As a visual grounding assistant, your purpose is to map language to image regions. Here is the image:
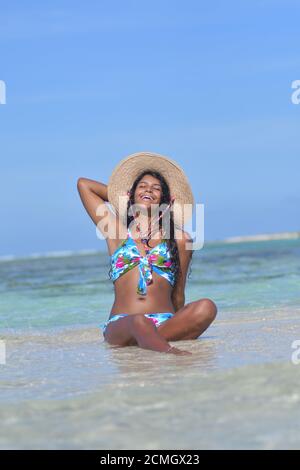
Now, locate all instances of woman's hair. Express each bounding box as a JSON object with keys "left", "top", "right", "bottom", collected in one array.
[{"left": 126, "top": 169, "right": 193, "bottom": 288}]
